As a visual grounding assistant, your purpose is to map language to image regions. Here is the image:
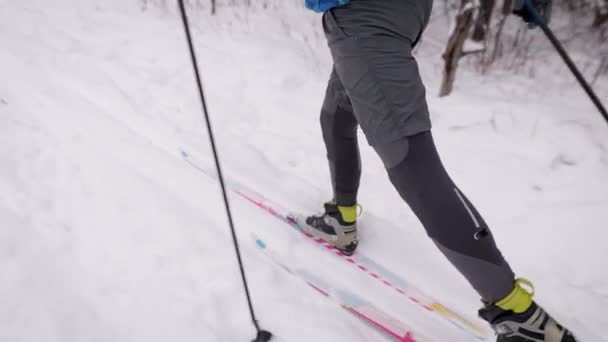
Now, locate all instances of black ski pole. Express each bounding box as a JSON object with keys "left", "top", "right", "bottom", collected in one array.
[
  {"left": 524, "top": 0, "right": 608, "bottom": 125},
  {"left": 176, "top": 1, "right": 272, "bottom": 341}
]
